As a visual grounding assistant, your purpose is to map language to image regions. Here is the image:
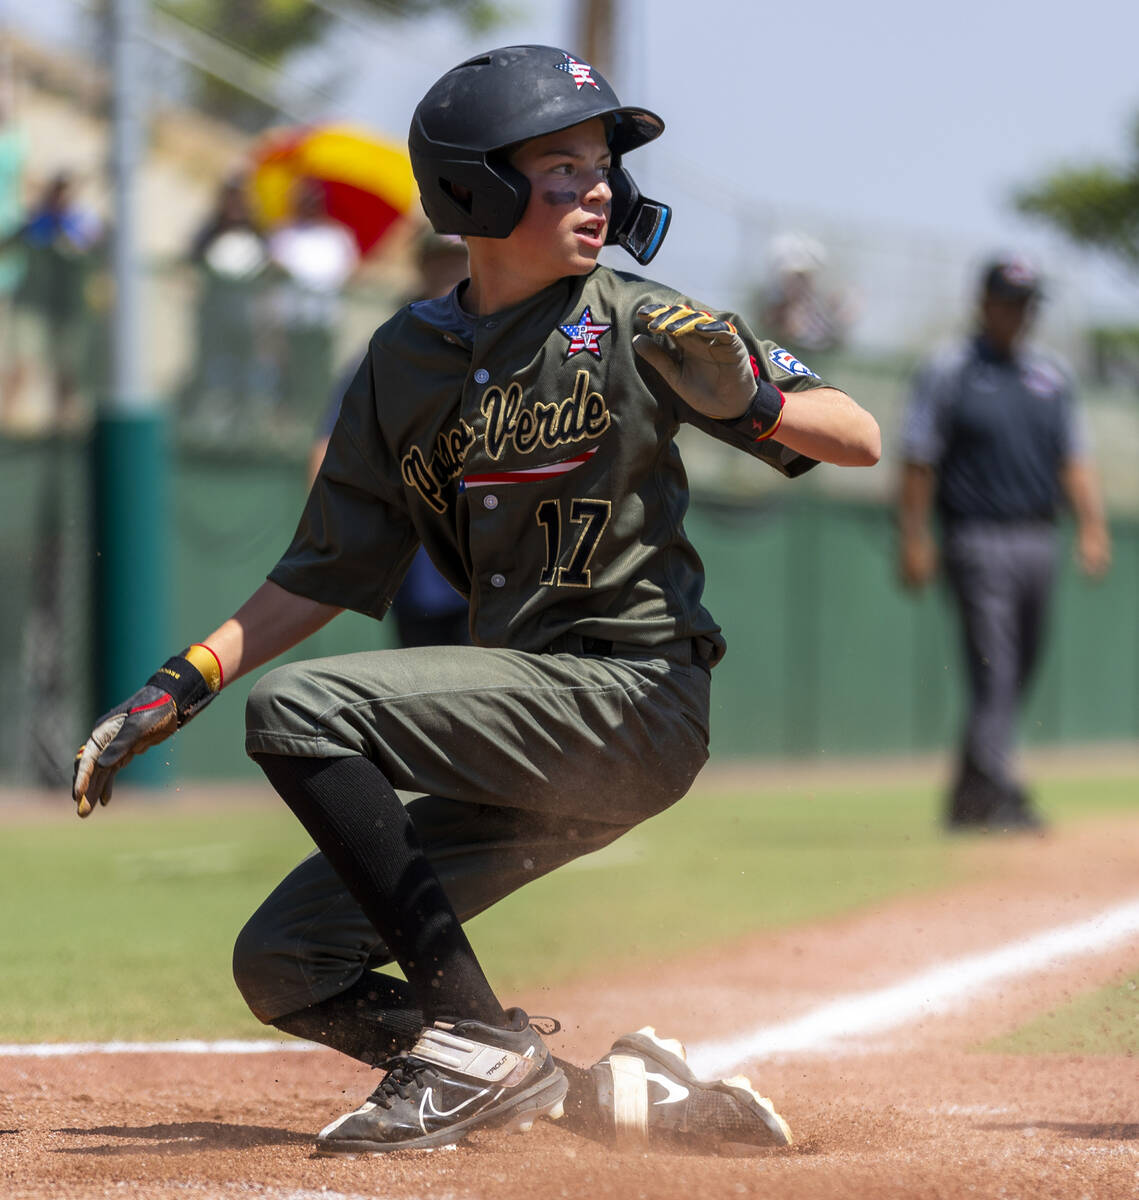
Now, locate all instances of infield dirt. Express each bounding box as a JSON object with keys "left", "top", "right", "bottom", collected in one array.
[{"left": 2, "top": 787, "right": 1137, "bottom": 1199}]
